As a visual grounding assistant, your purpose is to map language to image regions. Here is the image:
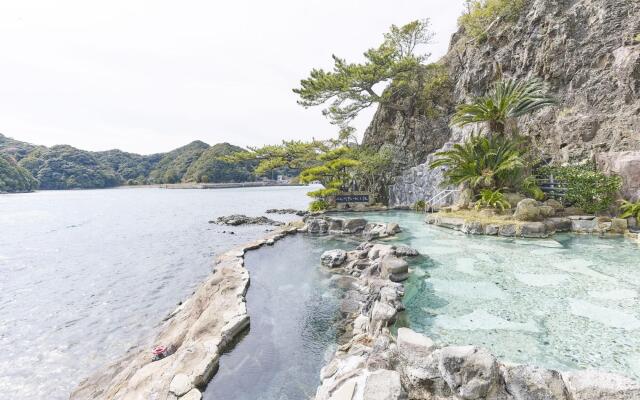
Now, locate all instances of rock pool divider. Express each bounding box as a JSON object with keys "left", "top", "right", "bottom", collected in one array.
[
  {"left": 313, "top": 242, "right": 640, "bottom": 400},
  {"left": 70, "top": 216, "right": 397, "bottom": 400},
  {"left": 425, "top": 213, "right": 629, "bottom": 238}
]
